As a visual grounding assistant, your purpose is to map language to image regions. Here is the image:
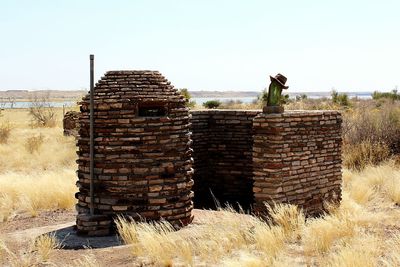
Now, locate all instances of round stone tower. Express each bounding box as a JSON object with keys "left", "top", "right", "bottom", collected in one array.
[{"left": 75, "top": 71, "right": 194, "bottom": 236}]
